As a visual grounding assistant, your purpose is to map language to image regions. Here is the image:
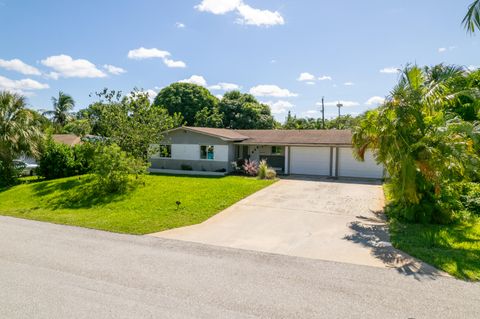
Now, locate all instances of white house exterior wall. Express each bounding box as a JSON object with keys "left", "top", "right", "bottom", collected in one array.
[{"left": 171, "top": 144, "right": 229, "bottom": 161}]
